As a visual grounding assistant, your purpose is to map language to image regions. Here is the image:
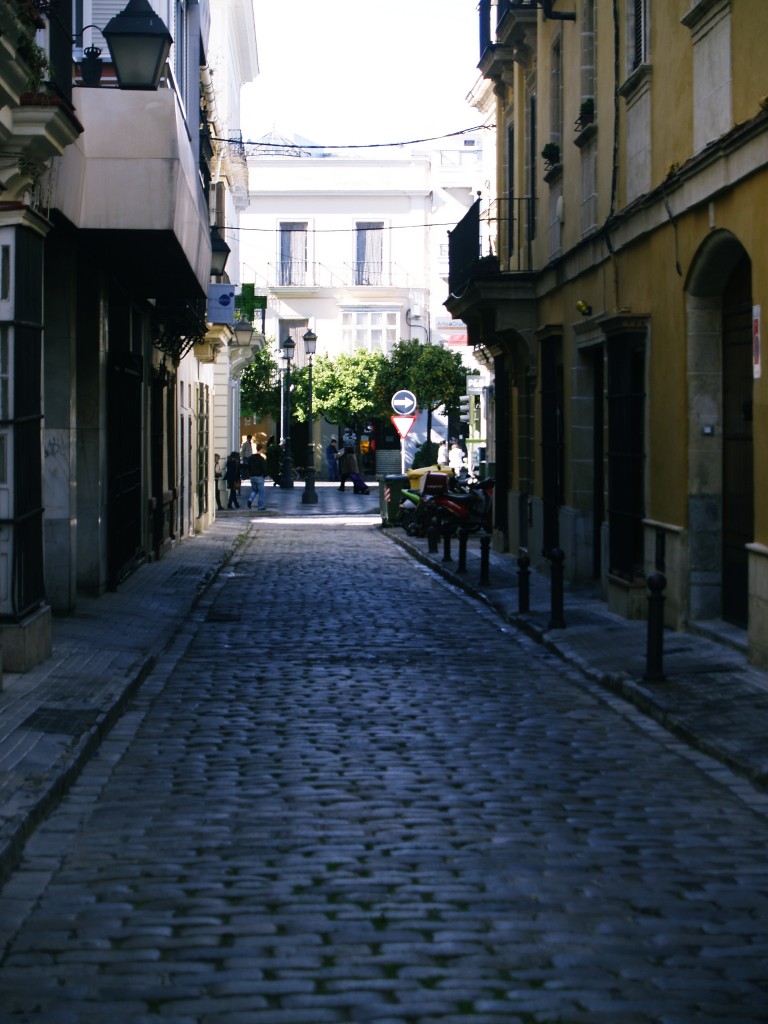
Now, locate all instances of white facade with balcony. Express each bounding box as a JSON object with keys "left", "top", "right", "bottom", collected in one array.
[{"left": 239, "top": 137, "right": 483, "bottom": 467}]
